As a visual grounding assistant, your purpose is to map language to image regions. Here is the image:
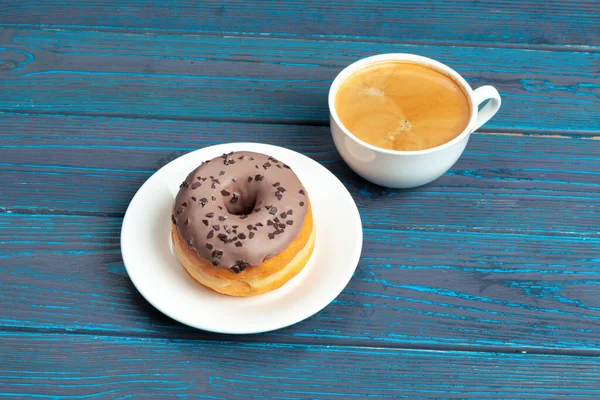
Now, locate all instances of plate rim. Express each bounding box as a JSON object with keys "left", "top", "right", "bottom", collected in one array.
[{"left": 121, "top": 142, "right": 363, "bottom": 334}]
